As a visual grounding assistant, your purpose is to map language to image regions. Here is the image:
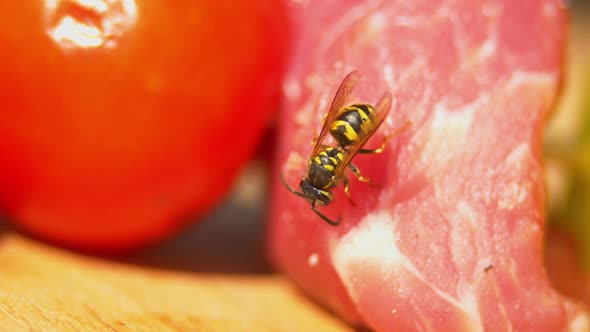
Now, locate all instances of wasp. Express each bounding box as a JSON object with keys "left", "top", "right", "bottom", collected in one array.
[{"left": 281, "top": 70, "right": 409, "bottom": 226}]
